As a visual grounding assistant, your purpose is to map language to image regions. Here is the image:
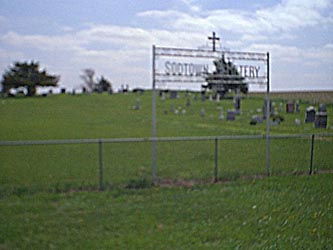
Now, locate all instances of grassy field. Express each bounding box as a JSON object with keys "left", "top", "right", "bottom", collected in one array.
[
  {"left": 0, "top": 91, "right": 333, "bottom": 249},
  {"left": 0, "top": 92, "right": 332, "bottom": 194},
  {"left": 0, "top": 91, "right": 332, "bottom": 141},
  {"left": 1, "top": 174, "right": 332, "bottom": 249}
]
